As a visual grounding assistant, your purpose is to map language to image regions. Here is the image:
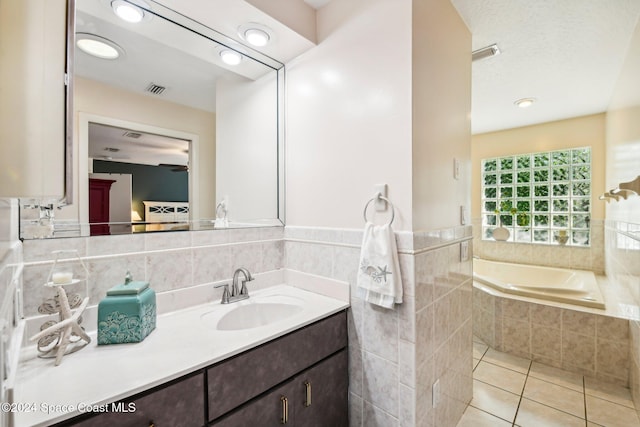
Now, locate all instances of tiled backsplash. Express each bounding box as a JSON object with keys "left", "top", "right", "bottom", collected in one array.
[
  {"left": 18, "top": 223, "right": 474, "bottom": 427},
  {"left": 473, "top": 218, "right": 605, "bottom": 274},
  {"left": 285, "top": 225, "right": 473, "bottom": 427},
  {"left": 21, "top": 227, "right": 284, "bottom": 318}
]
